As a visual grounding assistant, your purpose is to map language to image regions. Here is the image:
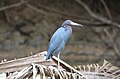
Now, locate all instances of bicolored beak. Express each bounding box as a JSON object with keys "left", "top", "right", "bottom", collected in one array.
[{"left": 70, "top": 21, "right": 83, "bottom": 27}]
